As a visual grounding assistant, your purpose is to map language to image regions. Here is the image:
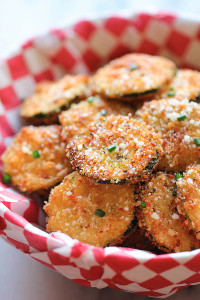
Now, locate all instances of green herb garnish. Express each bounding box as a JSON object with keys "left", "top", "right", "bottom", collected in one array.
[
  {"left": 130, "top": 64, "right": 138, "bottom": 71},
  {"left": 167, "top": 91, "right": 176, "bottom": 97},
  {"left": 176, "top": 172, "right": 182, "bottom": 180},
  {"left": 94, "top": 209, "right": 105, "bottom": 217},
  {"left": 100, "top": 109, "right": 106, "bottom": 116},
  {"left": 32, "top": 150, "right": 40, "bottom": 159},
  {"left": 194, "top": 137, "right": 200, "bottom": 147},
  {"left": 87, "top": 96, "right": 95, "bottom": 104},
  {"left": 107, "top": 145, "right": 116, "bottom": 152},
  {"left": 141, "top": 202, "right": 146, "bottom": 208},
  {"left": 177, "top": 115, "right": 187, "bottom": 121},
  {"left": 174, "top": 68, "right": 177, "bottom": 76},
  {"left": 1, "top": 173, "right": 11, "bottom": 184}
]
